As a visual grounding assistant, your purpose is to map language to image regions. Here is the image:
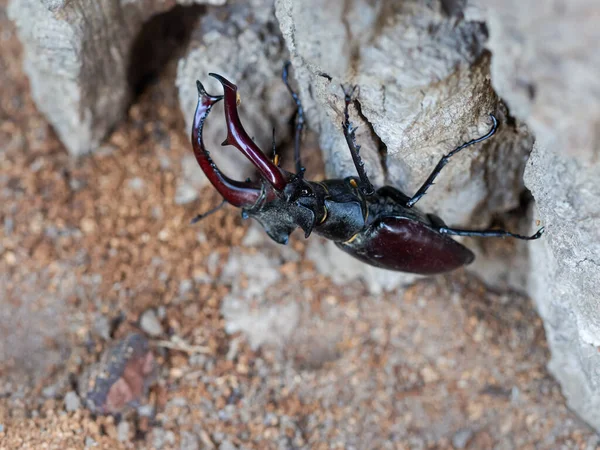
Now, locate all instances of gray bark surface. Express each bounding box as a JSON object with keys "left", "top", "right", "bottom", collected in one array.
[
  {"left": 8, "top": 0, "right": 221, "bottom": 155},
  {"left": 472, "top": 0, "right": 600, "bottom": 429}
]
